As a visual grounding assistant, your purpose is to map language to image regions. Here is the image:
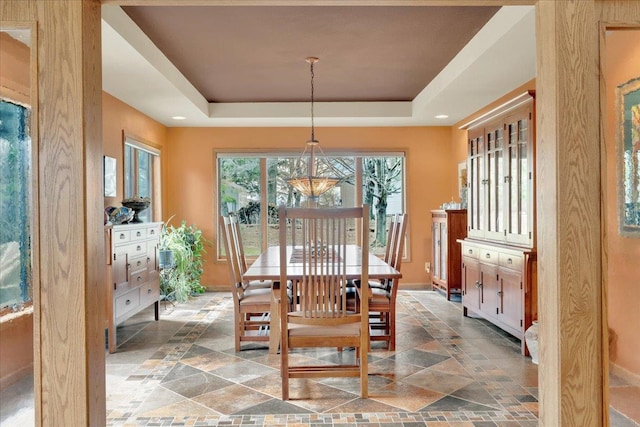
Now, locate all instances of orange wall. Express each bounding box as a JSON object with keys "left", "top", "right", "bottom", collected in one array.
[
  {"left": 604, "top": 29, "right": 640, "bottom": 377},
  {"left": 166, "top": 126, "right": 454, "bottom": 289},
  {"left": 102, "top": 92, "right": 168, "bottom": 213}
]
